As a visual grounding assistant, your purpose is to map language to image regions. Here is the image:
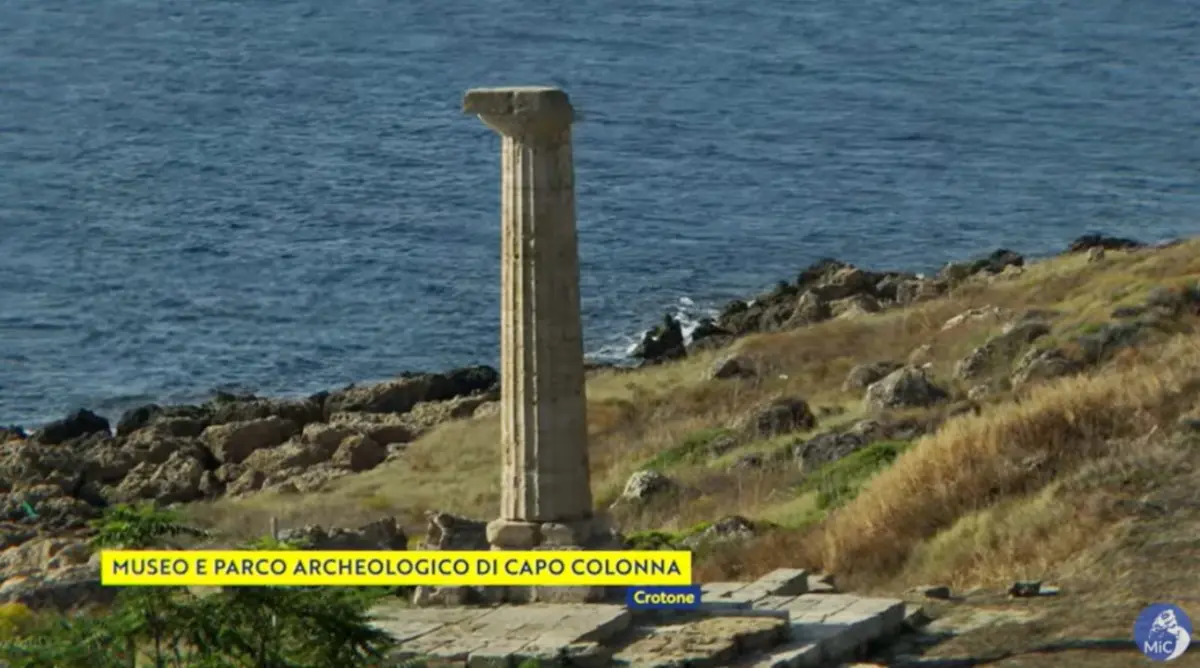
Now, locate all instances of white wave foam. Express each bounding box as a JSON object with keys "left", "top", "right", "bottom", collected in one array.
[{"left": 588, "top": 296, "right": 721, "bottom": 362}]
